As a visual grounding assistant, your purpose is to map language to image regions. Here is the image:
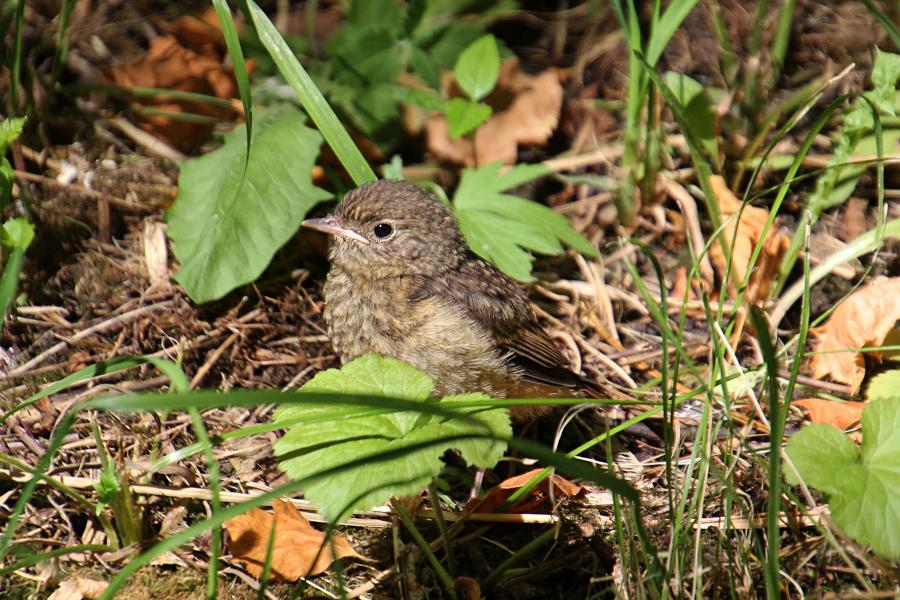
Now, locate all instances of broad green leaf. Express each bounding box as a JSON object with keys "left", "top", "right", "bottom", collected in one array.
[
  {"left": 446, "top": 98, "right": 491, "bottom": 138},
  {"left": 786, "top": 398, "right": 900, "bottom": 559},
  {"left": 326, "top": 27, "right": 403, "bottom": 87},
  {"left": 273, "top": 354, "right": 510, "bottom": 522},
  {"left": 867, "top": 370, "right": 900, "bottom": 402},
  {"left": 453, "top": 34, "right": 500, "bottom": 101},
  {"left": 167, "top": 104, "right": 330, "bottom": 303},
  {"left": 663, "top": 72, "right": 718, "bottom": 164},
  {"left": 453, "top": 163, "right": 597, "bottom": 282}
]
